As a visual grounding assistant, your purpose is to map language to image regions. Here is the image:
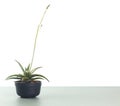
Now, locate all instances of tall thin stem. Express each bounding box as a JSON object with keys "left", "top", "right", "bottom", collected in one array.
[{"left": 30, "top": 4, "right": 50, "bottom": 69}]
